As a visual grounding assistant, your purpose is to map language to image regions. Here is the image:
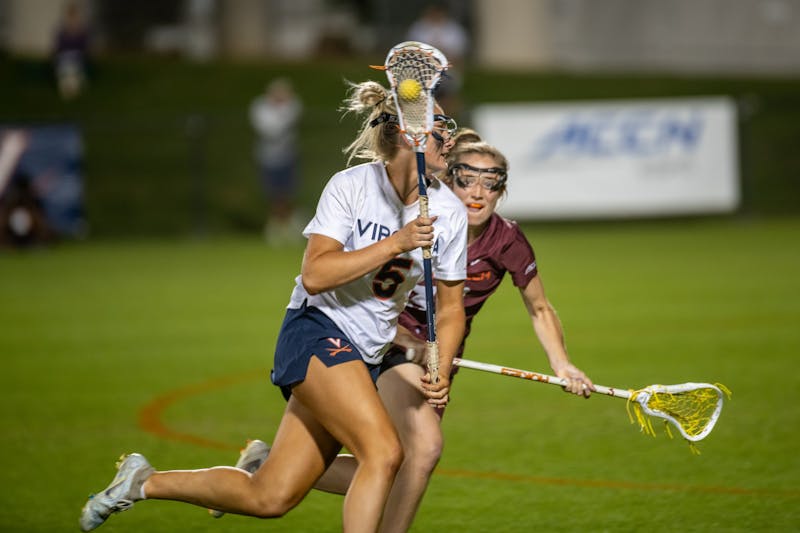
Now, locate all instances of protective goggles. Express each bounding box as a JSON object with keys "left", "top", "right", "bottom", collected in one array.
[
  {"left": 450, "top": 163, "right": 508, "bottom": 191},
  {"left": 369, "top": 113, "right": 458, "bottom": 142}
]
